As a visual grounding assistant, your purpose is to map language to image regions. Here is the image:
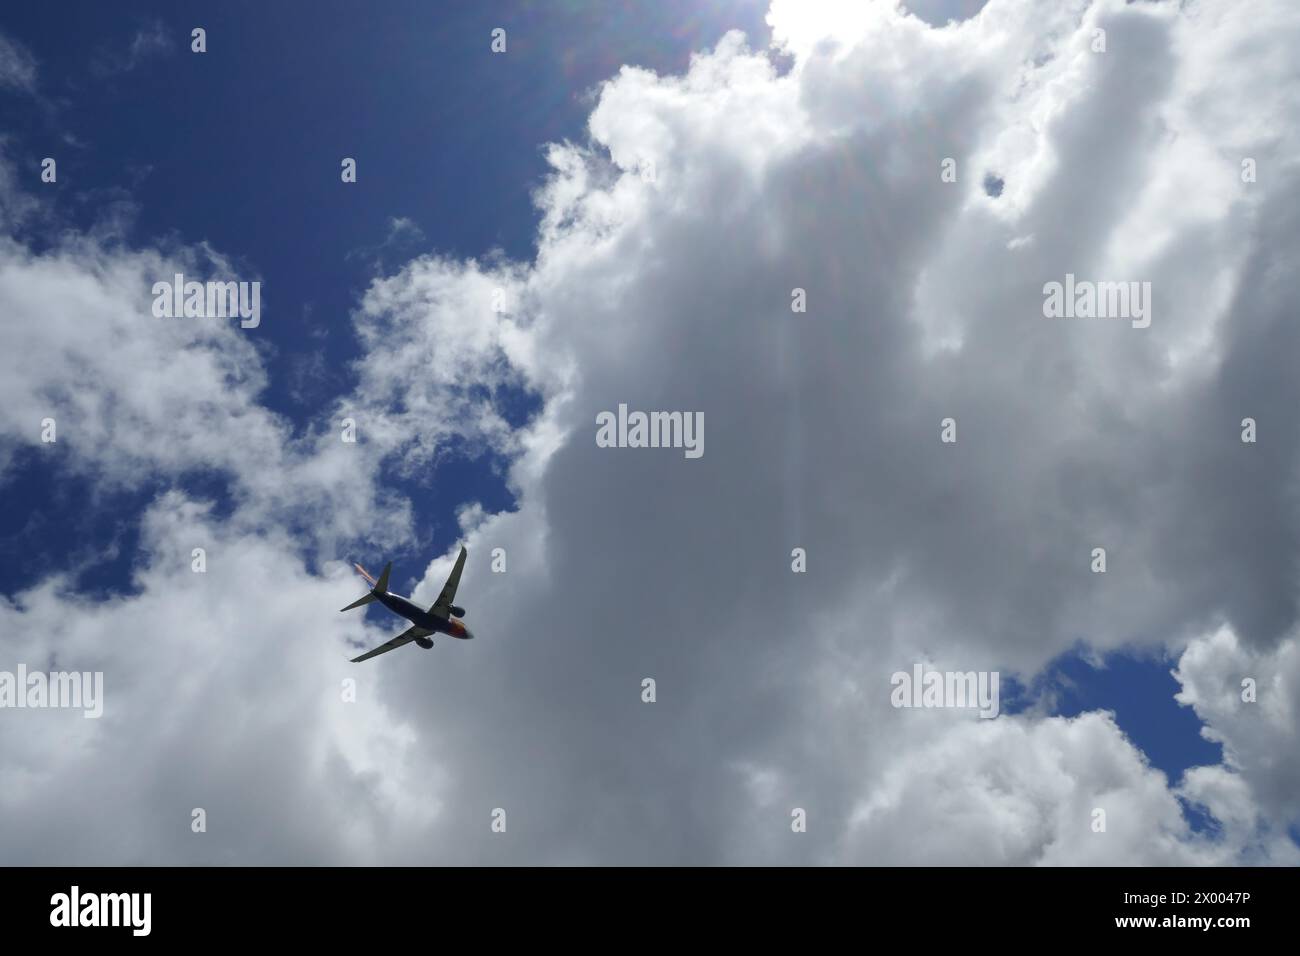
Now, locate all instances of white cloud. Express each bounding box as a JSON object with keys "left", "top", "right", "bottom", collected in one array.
[
  {"left": 838, "top": 704, "right": 1300, "bottom": 865},
  {"left": 0, "top": 493, "right": 446, "bottom": 863},
  {"left": 1175, "top": 626, "right": 1300, "bottom": 829}
]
